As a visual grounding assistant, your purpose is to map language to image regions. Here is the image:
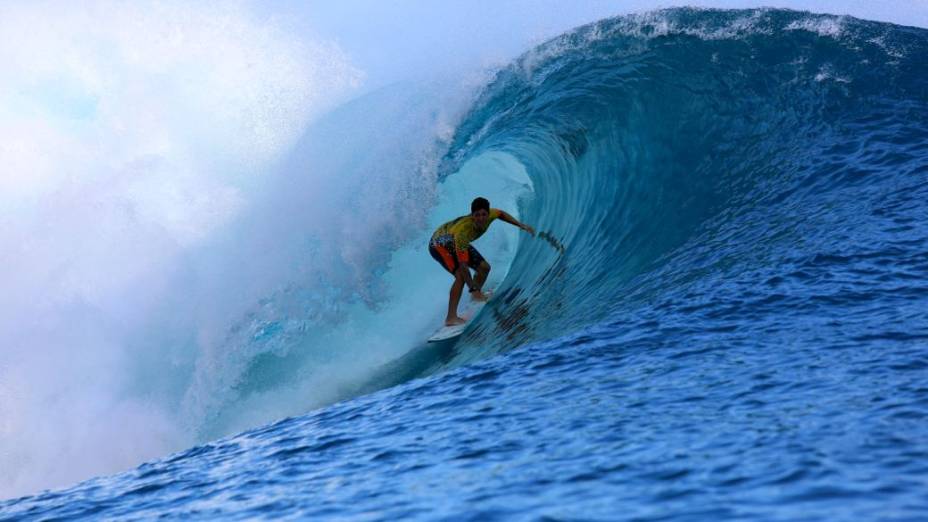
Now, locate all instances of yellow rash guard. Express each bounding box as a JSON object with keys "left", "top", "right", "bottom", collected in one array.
[{"left": 430, "top": 208, "right": 502, "bottom": 264}]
